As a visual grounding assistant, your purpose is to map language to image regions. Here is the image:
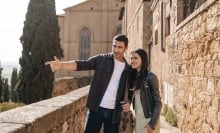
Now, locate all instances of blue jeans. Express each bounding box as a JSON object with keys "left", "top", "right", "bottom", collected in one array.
[{"left": 84, "top": 107, "right": 119, "bottom": 133}]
